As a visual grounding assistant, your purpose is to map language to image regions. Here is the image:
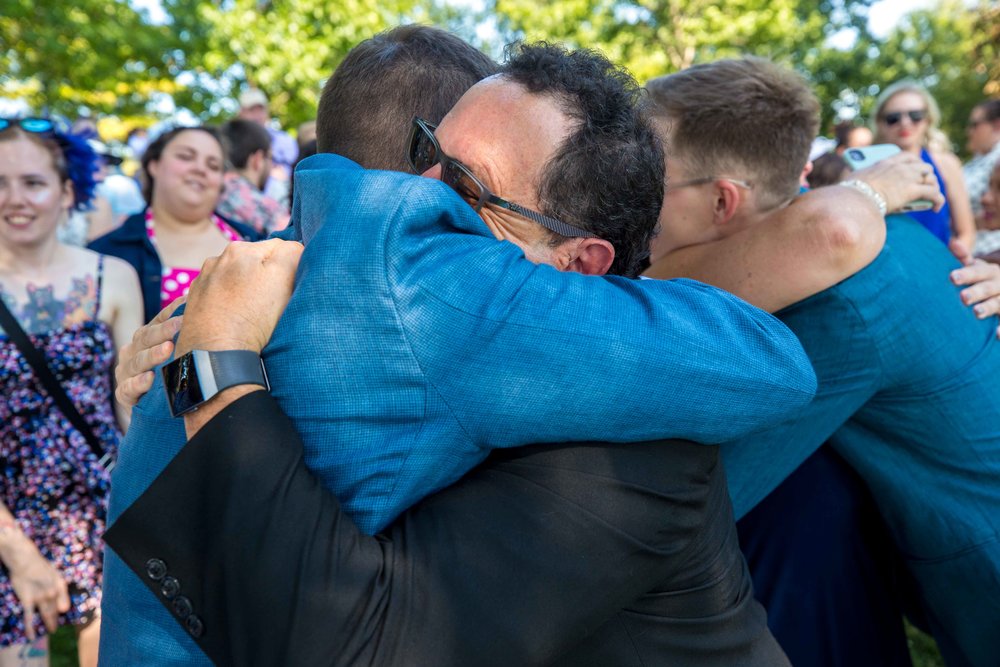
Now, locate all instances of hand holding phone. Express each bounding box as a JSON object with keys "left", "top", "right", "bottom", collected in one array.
[{"left": 842, "top": 145, "right": 935, "bottom": 212}]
